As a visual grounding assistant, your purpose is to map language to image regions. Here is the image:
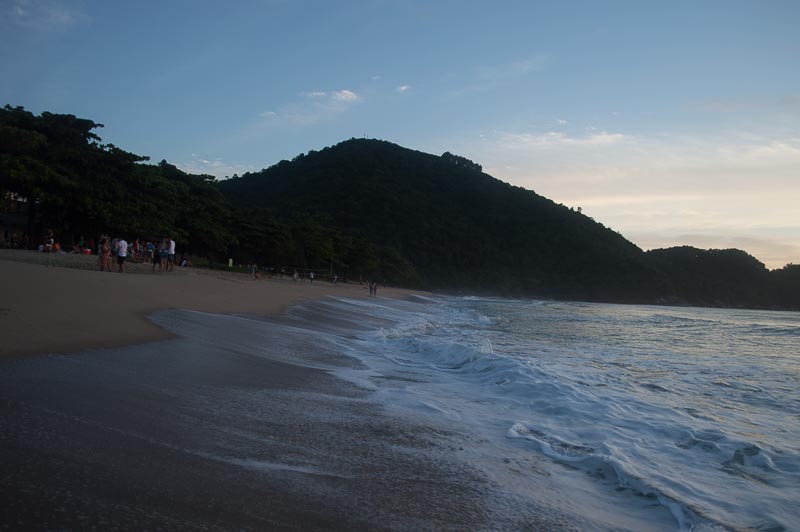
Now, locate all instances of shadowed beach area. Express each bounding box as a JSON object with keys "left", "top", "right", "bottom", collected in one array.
[
  {"left": 0, "top": 251, "right": 572, "bottom": 530},
  {"left": 0, "top": 250, "right": 413, "bottom": 358}
]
